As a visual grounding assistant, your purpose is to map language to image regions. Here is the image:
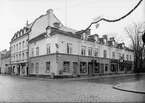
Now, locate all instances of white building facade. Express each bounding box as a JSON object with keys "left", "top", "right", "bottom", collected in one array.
[{"left": 28, "top": 9, "right": 134, "bottom": 77}]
